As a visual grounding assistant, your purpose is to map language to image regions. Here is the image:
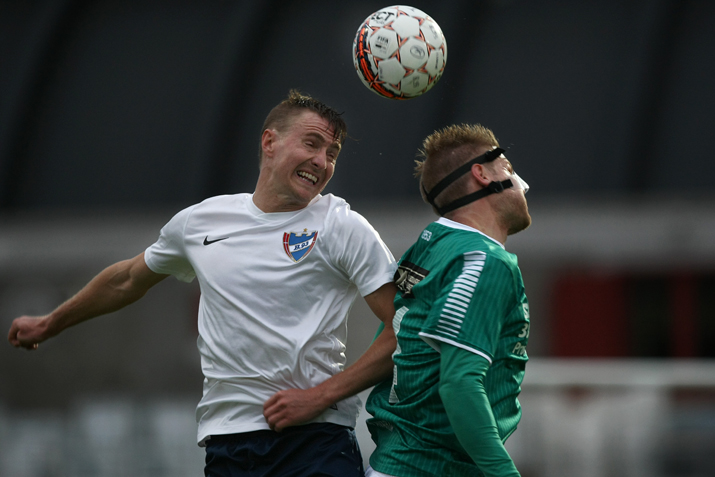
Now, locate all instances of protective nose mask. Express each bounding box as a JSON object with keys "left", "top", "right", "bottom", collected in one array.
[{"left": 511, "top": 173, "right": 529, "bottom": 193}]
